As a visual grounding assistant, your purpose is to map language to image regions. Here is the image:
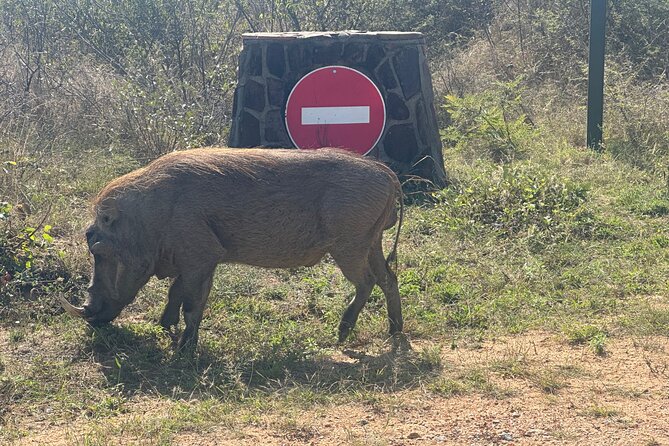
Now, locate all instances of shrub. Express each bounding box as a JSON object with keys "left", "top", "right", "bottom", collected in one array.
[
  {"left": 439, "top": 165, "right": 588, "bottom": 238},
  {"left": 442, "top": 79, "right": 537, "bottom": 163},
  {"left": 0, "top": 159, "right": 69, "bottom": 306}
]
